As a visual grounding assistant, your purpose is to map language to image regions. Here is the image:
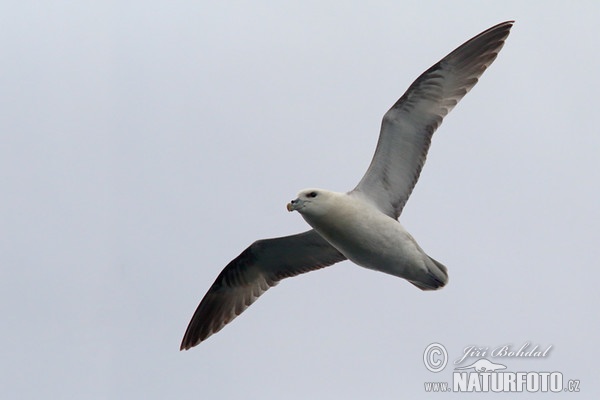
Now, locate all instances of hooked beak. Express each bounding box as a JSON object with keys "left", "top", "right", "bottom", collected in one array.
[{"left": 286, "top": 198, "right": 304, "bottom": 212}]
